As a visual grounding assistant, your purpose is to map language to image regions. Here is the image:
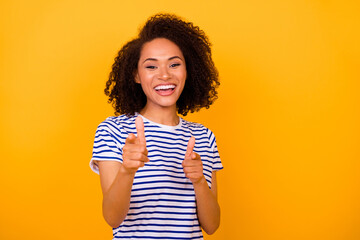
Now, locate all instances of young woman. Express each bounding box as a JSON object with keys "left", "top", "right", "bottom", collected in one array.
[{"left": 90, "top": 14, "right": 223, "bottom": 239}]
